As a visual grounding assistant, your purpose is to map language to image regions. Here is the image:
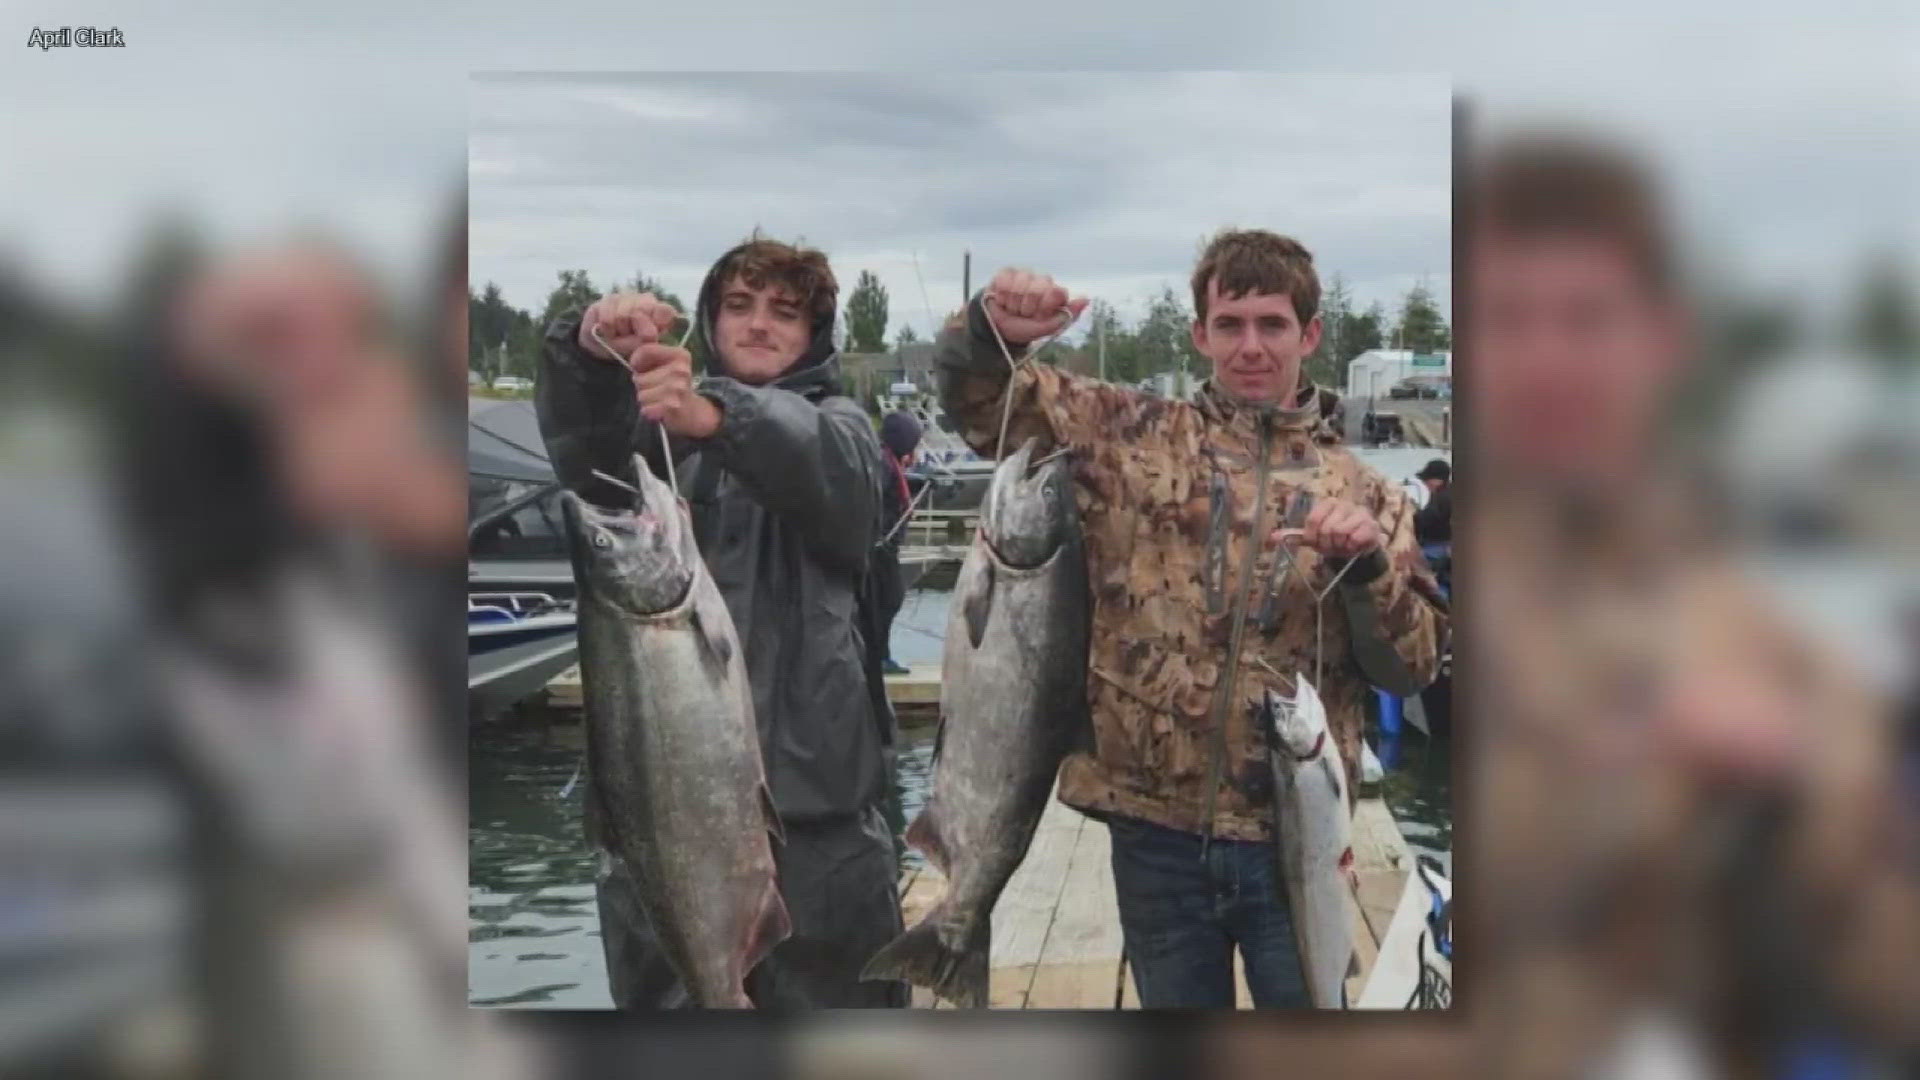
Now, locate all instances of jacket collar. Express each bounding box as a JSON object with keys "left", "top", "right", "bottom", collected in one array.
[{"left": 1194, "top": 374, "right": 1327, "bottom": 437}]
